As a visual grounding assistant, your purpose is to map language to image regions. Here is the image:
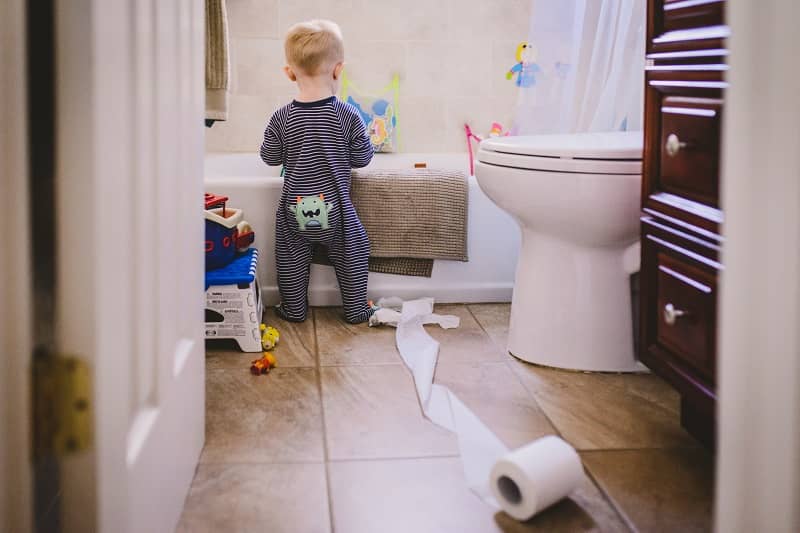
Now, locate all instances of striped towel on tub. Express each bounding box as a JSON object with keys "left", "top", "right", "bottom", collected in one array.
[{"left": 312, "top": 169, "right": 469, "bottom": 277}]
